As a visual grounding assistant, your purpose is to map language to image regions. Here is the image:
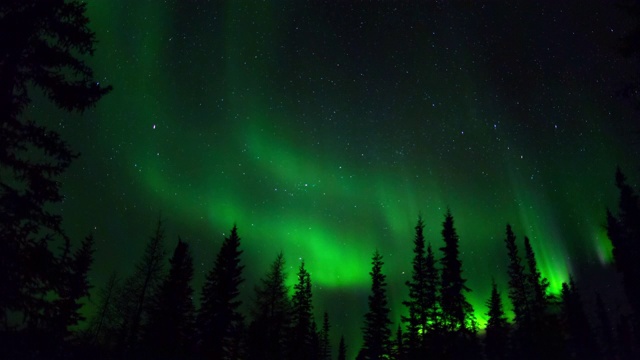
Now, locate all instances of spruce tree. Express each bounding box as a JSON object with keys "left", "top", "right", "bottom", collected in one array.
[
  {"left": 88, "top": 272, "right": 120, "bottom": 349},
  {"left": 523, "top": 237, "right": 550, "bottom": 316},
  {"left": 439, "top": 210, "right": 473, "bottom": 332},
  {"left": 319, "top": 312, "right": 331, "bottom": 360},
  {"left": 484, "top": 280, "right": 509, "bottom": 360},
  {"left": 560, "top": 278, "right": 600, "bottom": 360},
  {"left": 198, "top": 225, "right": 245, "bottom": 360},
  {"left": 144, "top": 238, "right": 195, "bottom": 359},
  {"left": 606, "top": 167, "right": 640, "bottom": 318},
  {"left": 116, "top": 219, "right": 167, "bottom": 352},
  {"left": 248, "top": 252, "right": 291, "bottom": 360},
  {"left": 504, "top": 225, "right": 528, "bottom": 323},
  {"left": 337, "top": 335, "right": 347, "bottom": 360},
  {"left": 394, "top": 325, "right": 405, "bottom": 360},
  {"left": 402, "top": 217, "right": 439, "bottom": 358},
  {"left": 361, "top": 249, "right": 392, "bottom": 360},
  {"left": 289, "top": 260, "right": 315, "bottom": 360},
  {"left": 0, "top": 0, "right": 110, "bottom": 332},
  {"left": 594, "top": 292, "right": 614, "bottom": 360}
]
